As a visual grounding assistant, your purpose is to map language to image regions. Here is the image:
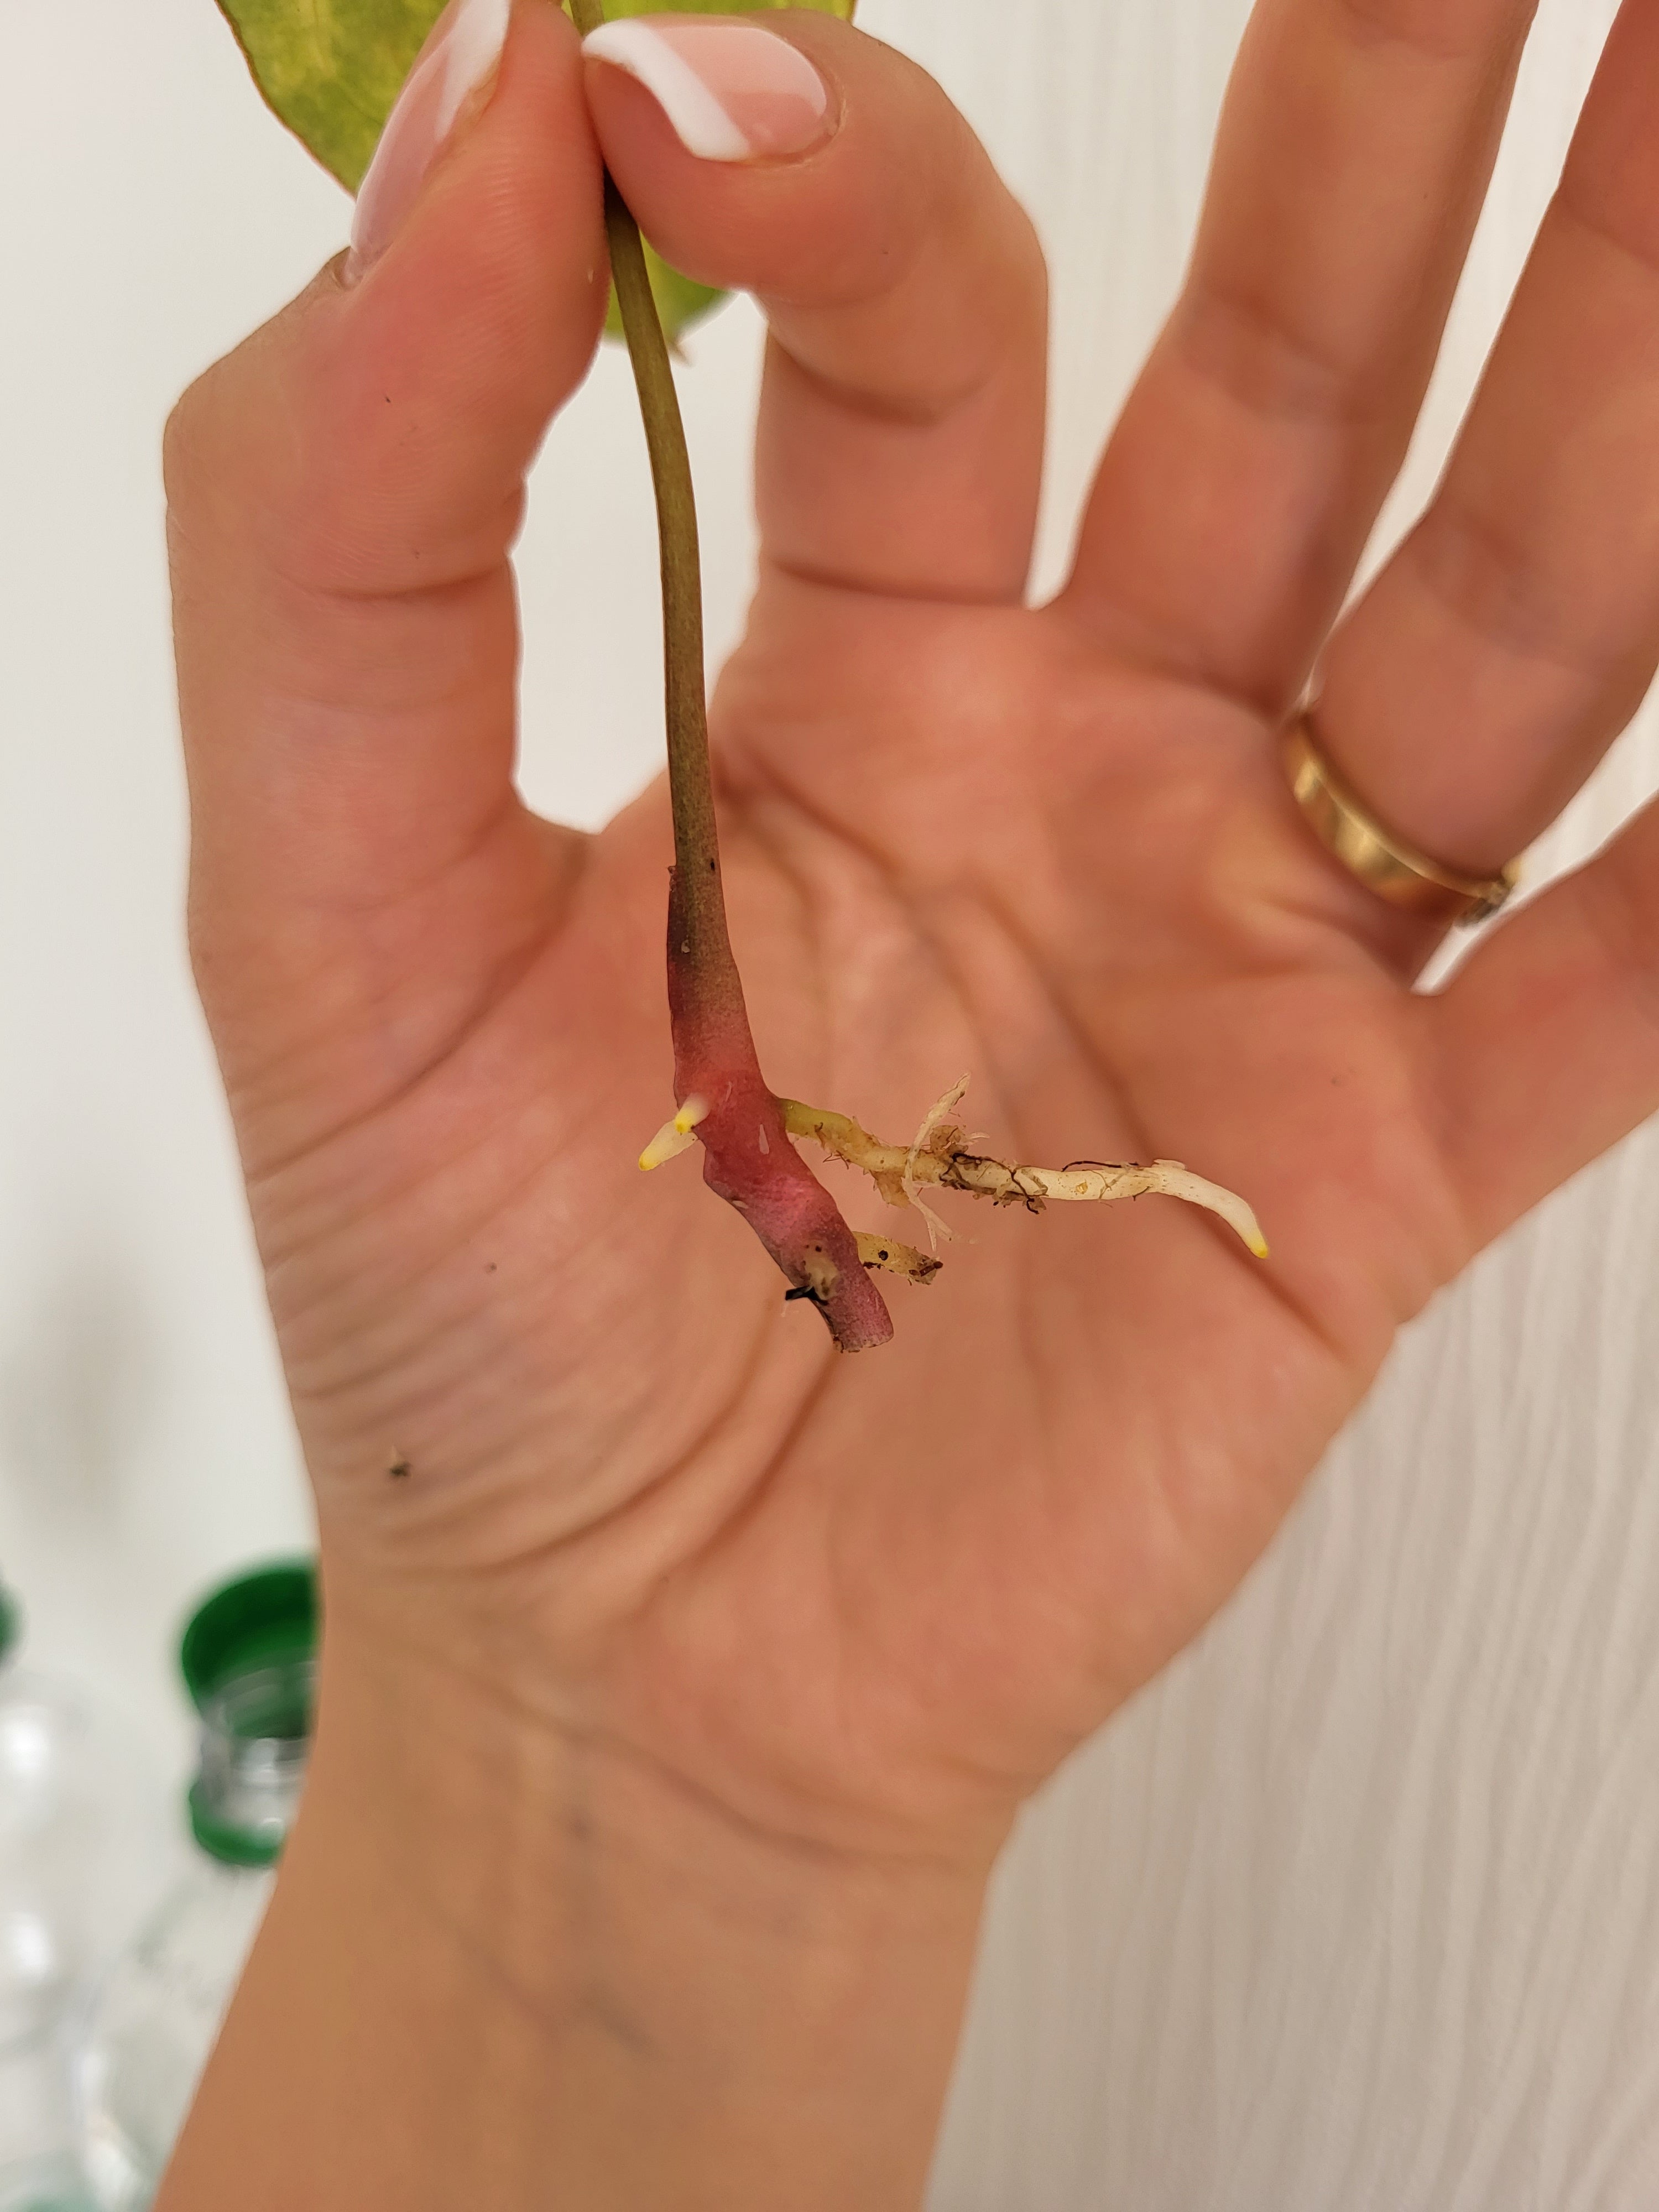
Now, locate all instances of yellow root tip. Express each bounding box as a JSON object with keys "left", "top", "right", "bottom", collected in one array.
[{"left": 640, "top": 1095, "right": 712, "bottom": 1171}]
